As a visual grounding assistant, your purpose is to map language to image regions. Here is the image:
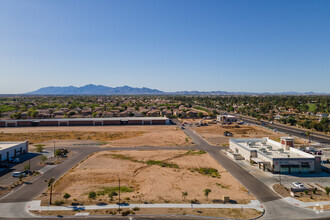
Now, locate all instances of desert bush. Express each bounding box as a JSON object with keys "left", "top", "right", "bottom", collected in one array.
[
  {"left": 146, "top": 160, "right": 179, "bottom": 169},
  {"left": 54, "top": 200, "right": 64, "bottom": 206},
  {"left": 40, "top": 155, "right": 47, "bottom": 163},
  {"left": 88, "top": 191, "right": 97, "bottom": 200},
  {"left": 63, "top": 193, "right": 71, "bottom": 200},
  {"left": 122, "top": 210, "right": 131, "bottom": 216},
  {"left": 132, "top": 207, "right": 140, "bottom": 211},
  {"left": 193, "top": 167, "right": 220, "bottom": 178},
  {"left": 325, "top": 187, "right": 330, "bottom": 195},
  {"left": 35, "top": 144, "right": 44, "bottom": 152}
]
